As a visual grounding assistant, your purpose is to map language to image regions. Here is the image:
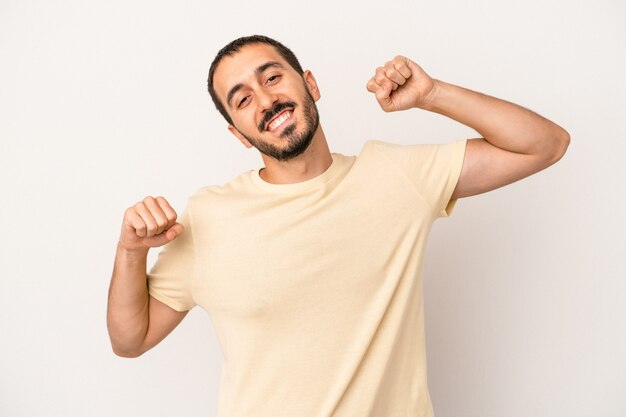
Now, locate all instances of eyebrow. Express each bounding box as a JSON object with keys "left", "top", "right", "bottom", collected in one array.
[{"left": 226, "top": 61, "right": 284, "bottom": 108}]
